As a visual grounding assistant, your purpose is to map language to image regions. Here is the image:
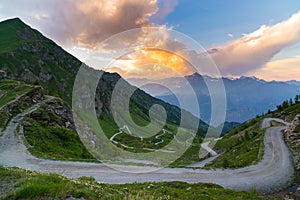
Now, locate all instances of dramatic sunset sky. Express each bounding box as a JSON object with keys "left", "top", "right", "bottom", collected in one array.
[{"left": 0, "top": 0, "right": 300, "bottom": 81}]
